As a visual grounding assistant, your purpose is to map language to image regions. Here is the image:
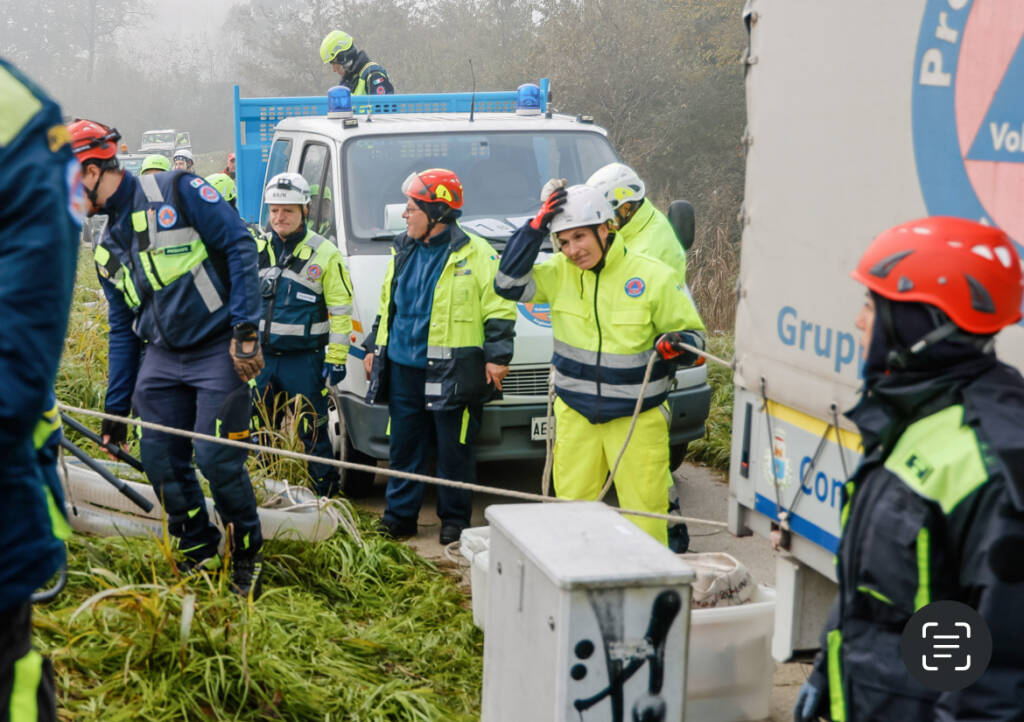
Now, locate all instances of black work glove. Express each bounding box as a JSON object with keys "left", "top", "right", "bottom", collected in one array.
[
  {"left": 530, "top": 188, "right": 568, "bottom": 232},
  {"left": 230, "top": 323, "right": 265, "bottom": 382},
  {"left": 656, "top": 331, "right": 706, "bottom": 366},
  {"left": 101, "top": 417, "right": 128, "bottom": 448}
]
